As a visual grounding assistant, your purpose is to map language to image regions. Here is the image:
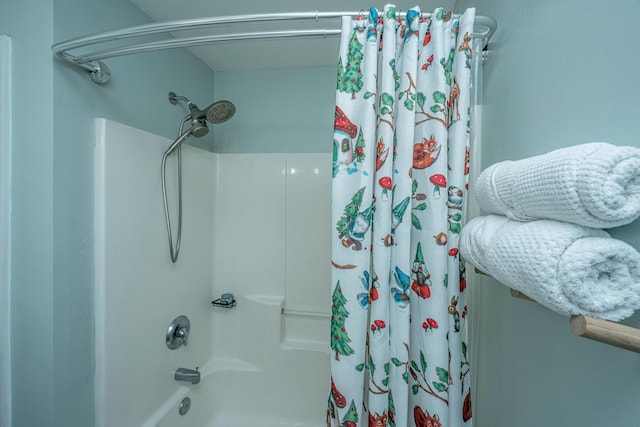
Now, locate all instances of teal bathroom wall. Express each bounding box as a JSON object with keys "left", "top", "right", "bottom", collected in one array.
[
  {"left": 0, "top": 2, "right": 55, "bottom": 426},
  {"left": 213, "top": 67, "right": 336, "bottom": 153},
  {"left": 2, "top": 0, "right": 216, "bottom": 425},
  {"left": 454, "top": 0, "right": 640, "bottom": 425}
]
